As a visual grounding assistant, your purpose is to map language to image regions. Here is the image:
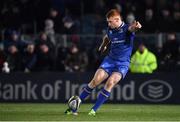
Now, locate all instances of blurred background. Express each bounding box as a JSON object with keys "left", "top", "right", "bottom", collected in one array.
[
  {"left": 0, "top": 0, "right": 180, "bottom": 104},
  {"left": 0, "top": 0, "right": 180, "bottom": 73}
]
